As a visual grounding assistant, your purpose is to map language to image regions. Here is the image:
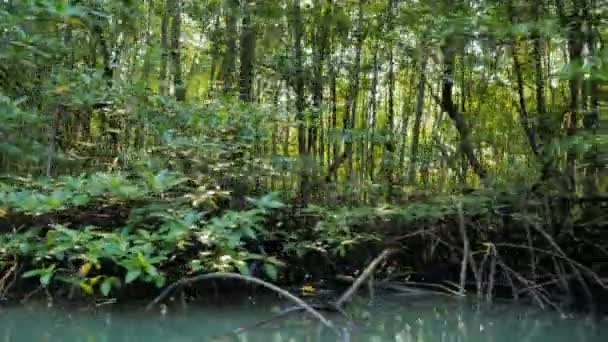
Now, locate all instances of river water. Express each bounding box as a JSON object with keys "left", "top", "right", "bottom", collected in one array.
[{"left": 1, "top": 294, "right": 607, "bottom": 341}]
